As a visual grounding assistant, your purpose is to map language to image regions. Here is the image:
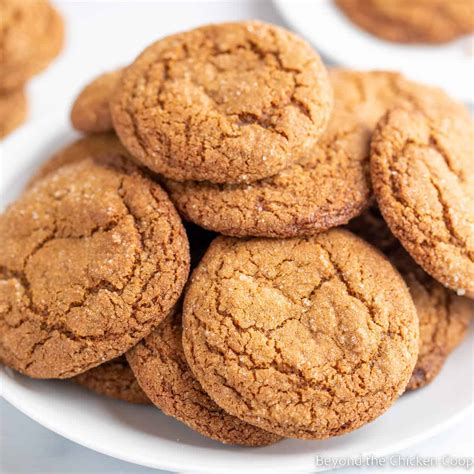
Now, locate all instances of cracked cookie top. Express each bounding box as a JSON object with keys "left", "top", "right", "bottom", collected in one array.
[
  {"left": 71, "top": 69, "right": 122, "bottom": 134},
  {"left": 0, "top": 0, "right": 64, "bottom": 92},
  {"left": 371, "top": 107, "right": 474, "bottom": 298},
  {"left": 127, "top": 312, "right": 281, "bottom": 446},
  {"left": 110, "top": 21, "right": 332, "bottom": 184},
  {"left": 182, "top": 230, "right": 418, "bottom": 439},
  {"left": 348, "top": 207, "right": 472, "bottom": 391},
  {"left": 0, "top": 155, "right": 190, "bottom": 378},
  {"left": 74, "top": 355, "right": 150, "bottom": 404}
]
